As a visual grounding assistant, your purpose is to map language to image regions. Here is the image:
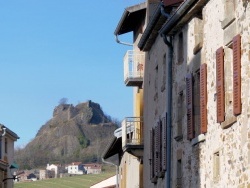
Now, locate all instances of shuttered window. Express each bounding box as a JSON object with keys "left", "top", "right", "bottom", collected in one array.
[
  {"left": 216, "top": 47, "right": 225, "bottom": 123},
  {"left": 200, "top": 63, "right": 207, "bottom": 133},
  {"left": 162, "top": 115, "right": 167, "bottom": 172},
  {"left": 154, "top": 123, "right": 159, "bottom": 177},
  {"left": 232, "top": 34, "right": 241, "bottom": 115},
  {"left": 158, "top": 121, "right": 163, "bottom": 176},
  {"left": 186, "top": 73, "right": 194, "bottom": 140},
  {"left": 149, "top": 129, "right": 154, "bottom": 181}
]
